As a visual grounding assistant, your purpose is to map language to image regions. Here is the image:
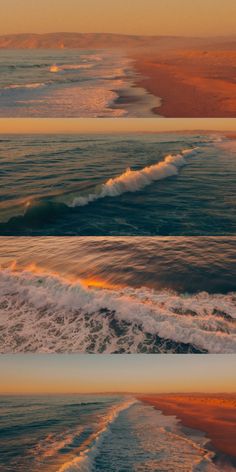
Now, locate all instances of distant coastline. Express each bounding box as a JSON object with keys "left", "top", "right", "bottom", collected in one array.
[{"left": 0, "top": 32, "right": 235, "bottom": 49}]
